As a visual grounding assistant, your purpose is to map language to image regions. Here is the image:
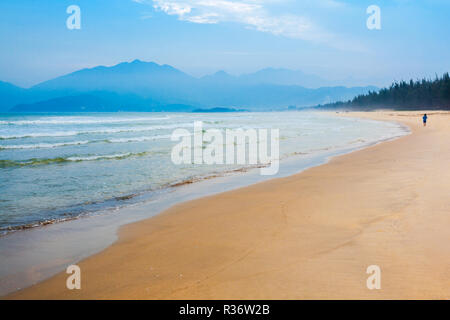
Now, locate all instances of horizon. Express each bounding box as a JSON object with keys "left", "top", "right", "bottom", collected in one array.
[{"left": 1, "top": 1, "right": 449, "bottom": 88}]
